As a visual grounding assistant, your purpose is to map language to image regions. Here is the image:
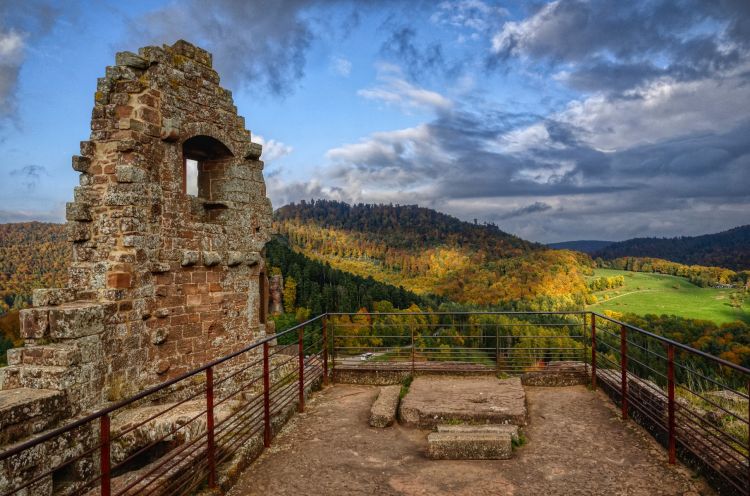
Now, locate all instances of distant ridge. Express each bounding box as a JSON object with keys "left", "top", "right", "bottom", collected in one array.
[
  {"left": 593, "top": 225, "right": 750, "bottom": 271},
  {"left": 547, "top": 240, "right": 613, "bottom": 254}
]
